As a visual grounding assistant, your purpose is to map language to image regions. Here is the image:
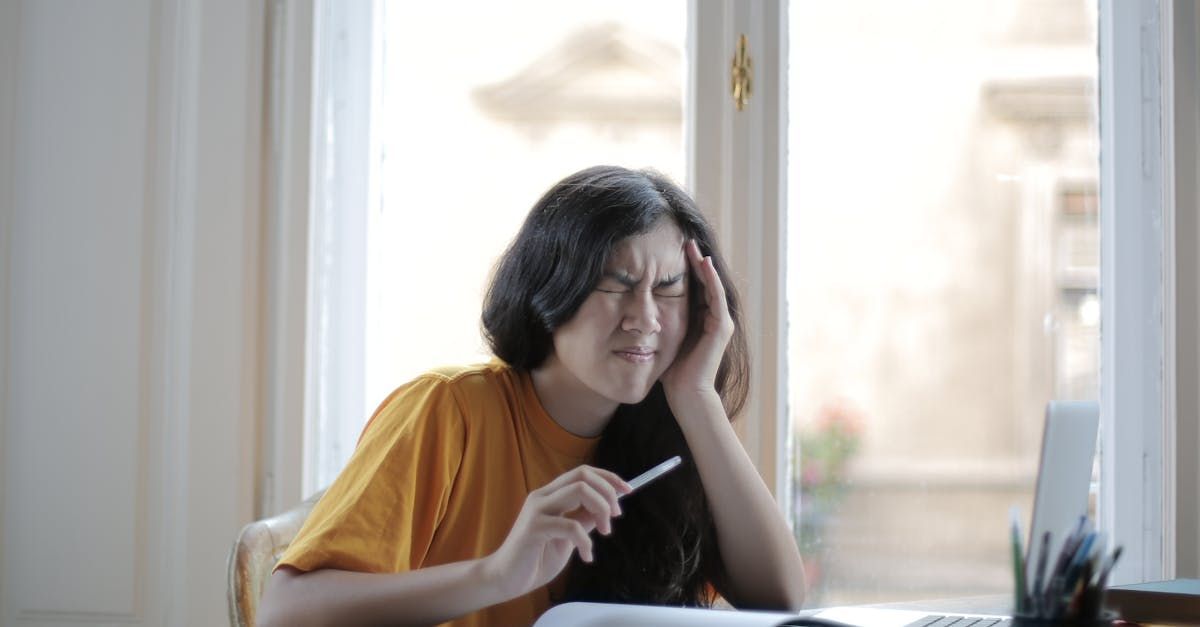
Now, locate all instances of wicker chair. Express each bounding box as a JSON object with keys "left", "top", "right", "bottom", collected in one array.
[{"left": 227, "top": 489, "right": 326, "bottom": 627}]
